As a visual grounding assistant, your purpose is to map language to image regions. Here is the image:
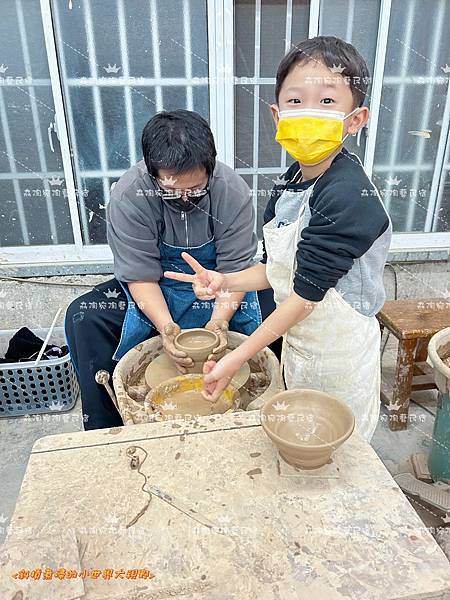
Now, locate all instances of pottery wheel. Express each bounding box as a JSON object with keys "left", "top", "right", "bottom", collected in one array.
[{"left": 145, "top": 350, "right": 250, "bottom": 390}]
